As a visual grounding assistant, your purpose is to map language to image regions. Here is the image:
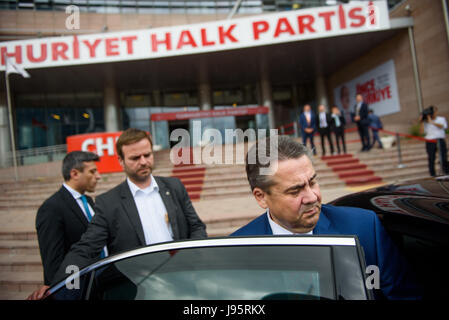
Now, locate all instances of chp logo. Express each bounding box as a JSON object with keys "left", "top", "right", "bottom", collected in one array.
[{"left": 66, "top": 132, "right": 123, "bottom": 173}]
